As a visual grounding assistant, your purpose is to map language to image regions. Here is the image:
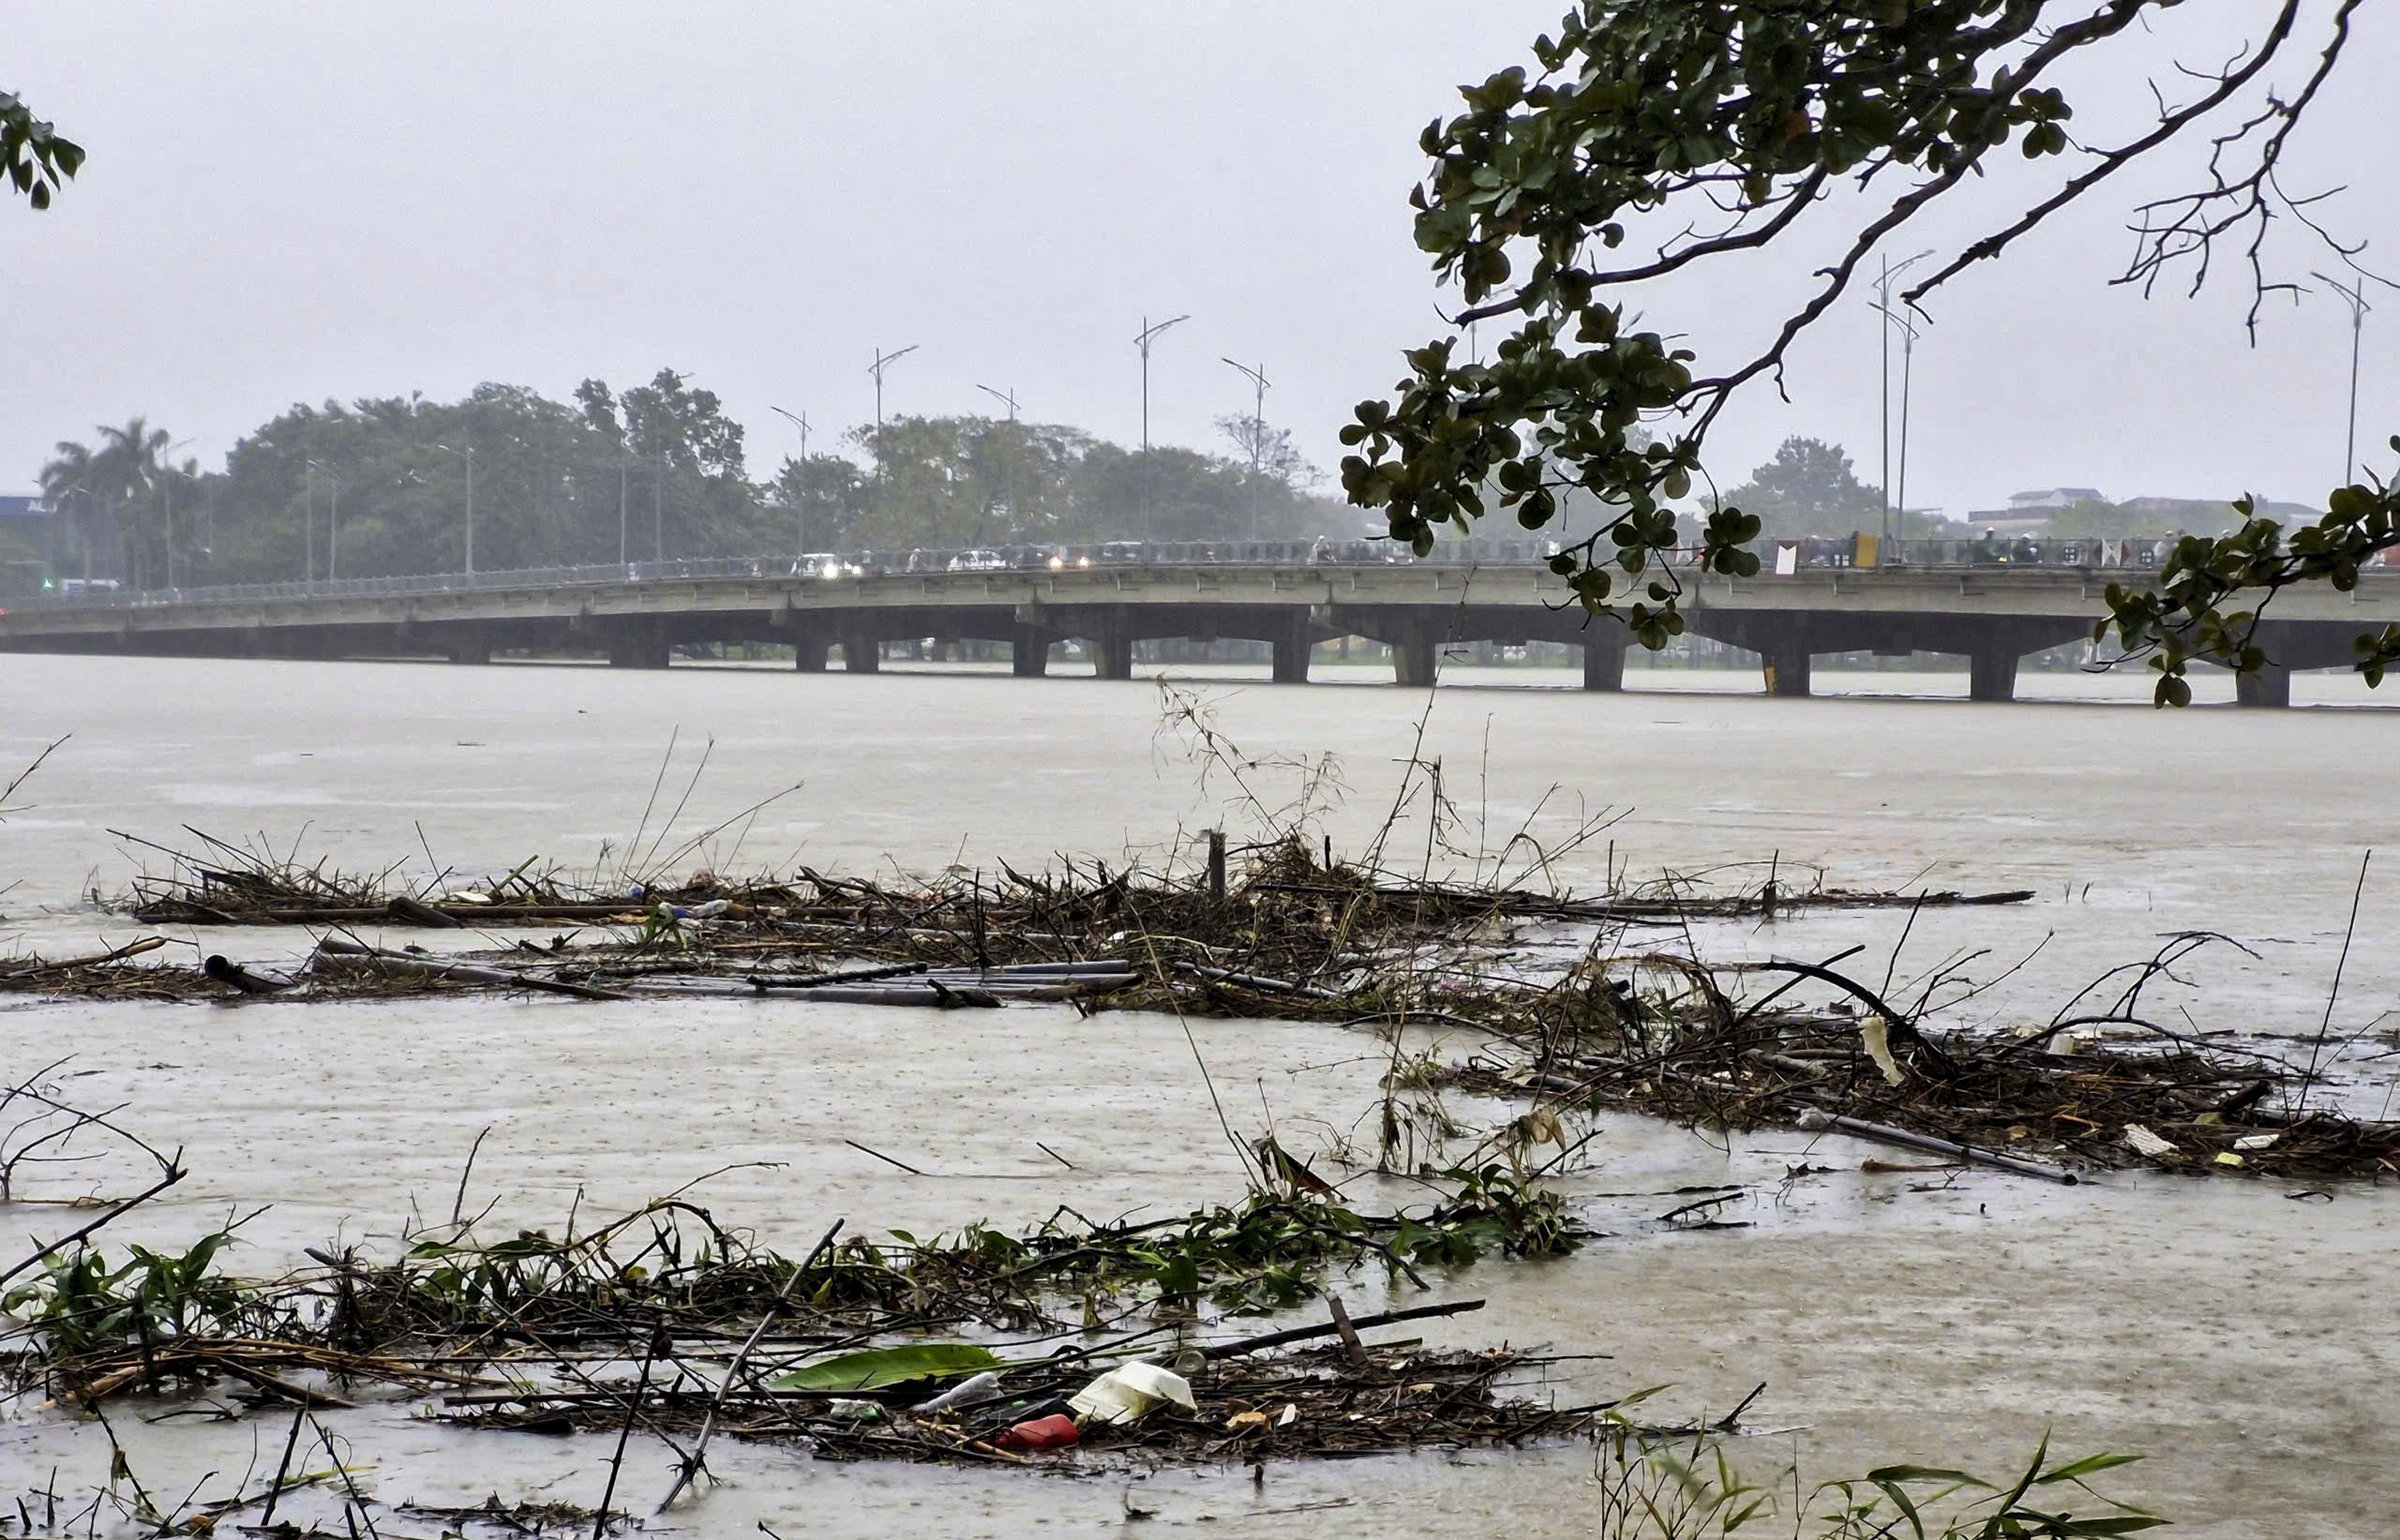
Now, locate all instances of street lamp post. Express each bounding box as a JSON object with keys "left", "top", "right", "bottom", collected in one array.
[
  {"left": 1134, "top": 315, "right": 1189, "bottom": 533},
  {"left": 433, "top": 443, "right": 476, "bottom": 574},
  {"left": 975, "top": 384, "right": 1020, "bottom": 531},
  {"left": 869, "top": 345, "right": 919, "bottom": 448},
  {"left": 2315, "top": 270, "right": 2377, "bottom": 485},
  {"left": 771, "top": 404, "right": 812, "bottom": 559},
  {"left": 161, "top": 437, "right": 192, "bottom": 589},
  {"left": 1134, "top": 316, "right": 1188, "bottom": 454},
  {"left": 1222, "top": 358, "right": 1271, "bottom": 540},
  {"left": 1870, "top": 251, "right": 1933, "bottom": 546},
  {"left": 868, "top": 346, "right": 919, "bottom": 526},
  {"left": 650, "top": 454, "right": 668, "bottom": 561},
  {"left": 307, "top": 458, "right": 341, "bottom": 579},
  {"left": 1868, "top": 301, "right": 1923, "bottom": 539}
]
